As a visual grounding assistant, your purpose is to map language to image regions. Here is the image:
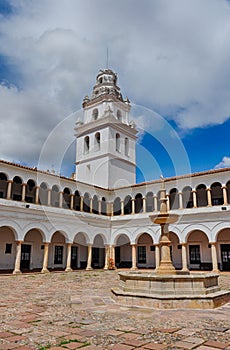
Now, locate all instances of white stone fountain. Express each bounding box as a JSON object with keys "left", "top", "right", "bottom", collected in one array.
[{"left": 111, "top": 180, "right": 230, "bottom": 309}]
